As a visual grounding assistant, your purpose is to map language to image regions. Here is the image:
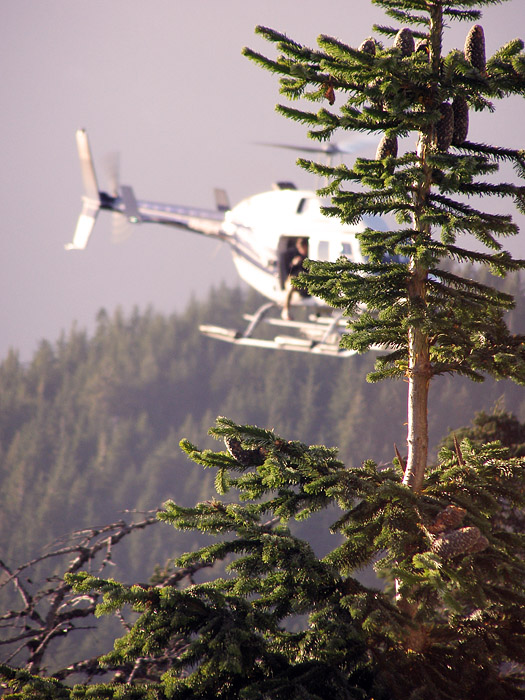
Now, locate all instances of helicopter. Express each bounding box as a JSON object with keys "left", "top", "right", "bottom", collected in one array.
[{"left": 67, "top": 129, "right": 386, "bottom": 357}]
